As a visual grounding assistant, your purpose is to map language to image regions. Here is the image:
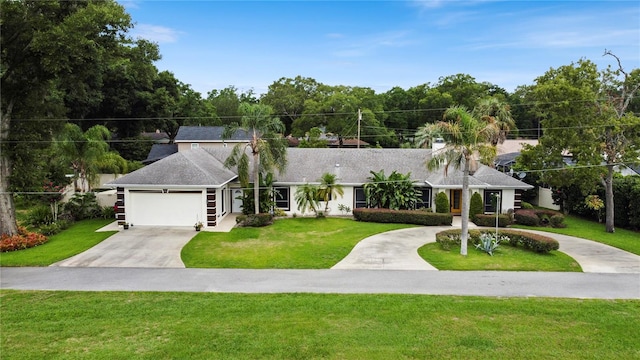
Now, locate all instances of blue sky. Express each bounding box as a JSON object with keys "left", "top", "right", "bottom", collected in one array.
[{"left": 122, "top": 0, "right": 640, "bottom": 97}]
